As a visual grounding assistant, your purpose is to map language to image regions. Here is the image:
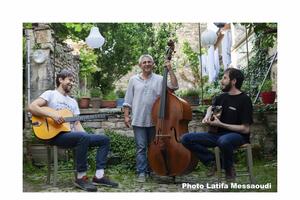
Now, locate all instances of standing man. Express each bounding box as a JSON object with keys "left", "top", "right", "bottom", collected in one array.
[
  {"left": 181, "top": 68, "right": 253, "bottom": 181},
  {"left": 28, "top": 69, "right": 118, "bottom": 192},
  {"left": 123, "top": 54, "right": 178, "bottom": 182}
]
